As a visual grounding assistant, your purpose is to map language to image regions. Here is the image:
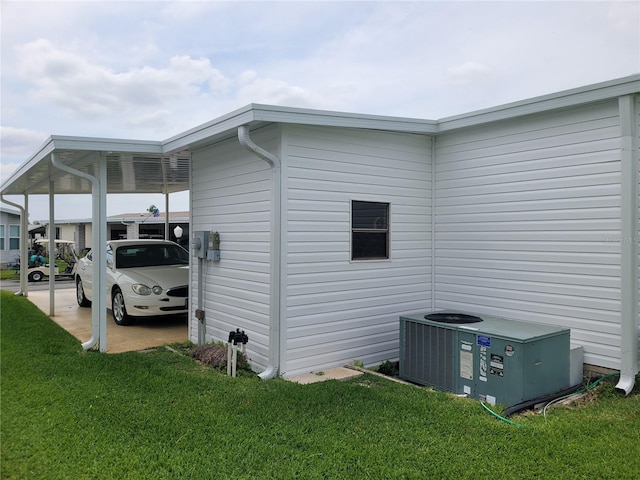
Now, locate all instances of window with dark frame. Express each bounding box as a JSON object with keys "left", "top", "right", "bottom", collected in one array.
[{"left": 351, "top": 200, "right": 389, "bottom": 260}]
